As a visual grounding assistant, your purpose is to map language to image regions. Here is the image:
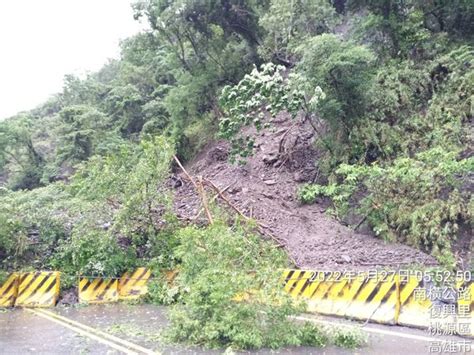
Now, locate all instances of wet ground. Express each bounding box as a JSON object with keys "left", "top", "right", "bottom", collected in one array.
[
  {"left": 173, "top": 116, "right": 437, "bottom": 270},
  {"left": 0, "top": 304, "right": 470, "bottom": 354}
]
